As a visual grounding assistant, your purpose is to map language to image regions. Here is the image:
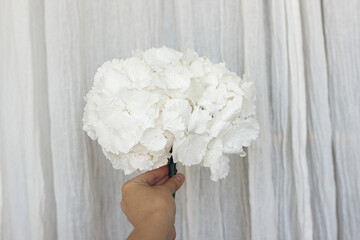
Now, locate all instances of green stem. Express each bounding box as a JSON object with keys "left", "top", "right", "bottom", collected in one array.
[{"left": 168, "top": 148, "right": 177, "bottom": 198}]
